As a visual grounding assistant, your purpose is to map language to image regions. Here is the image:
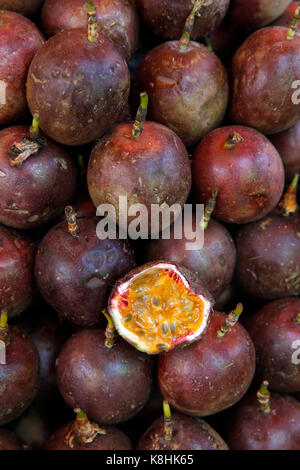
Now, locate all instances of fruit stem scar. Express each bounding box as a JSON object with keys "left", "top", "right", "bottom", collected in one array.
[
  {"left": 257, "top": 381, "right": 271, "bottom": 414},
  {"left": 103, "top": 310, "right": 116, "bottom": 348},
  {"left": 279, "top": 173, "right": 299, "bottom": 216},
  {"left": 163, "top": 400, "right": 173, "bottom": 441},
  {"left": 217, "top": 303, "right": 243, "bottom": 337},
  {"left": 179, "top": 0, "right": 213, "bottom": 51},
  {"left": 224, "top": 131, "right": 244, "bottom": 149},
  {"left": 287, "top": 2, "right": 300, "bottom": 40},
  {"left": 64, "top": 408, "right": 106, "bottom": 448},
  {"left": 86, "top": 0, "right": 98, "bottom": 43},
  {"left": 65, "top": 206, "right": 80, "bottom": 237},
  {"left": 132, "top": 92, "right": 148, "bottom": 138},
  {"left": 200, "top": 188, "right": 218, "bottom": 230}
]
